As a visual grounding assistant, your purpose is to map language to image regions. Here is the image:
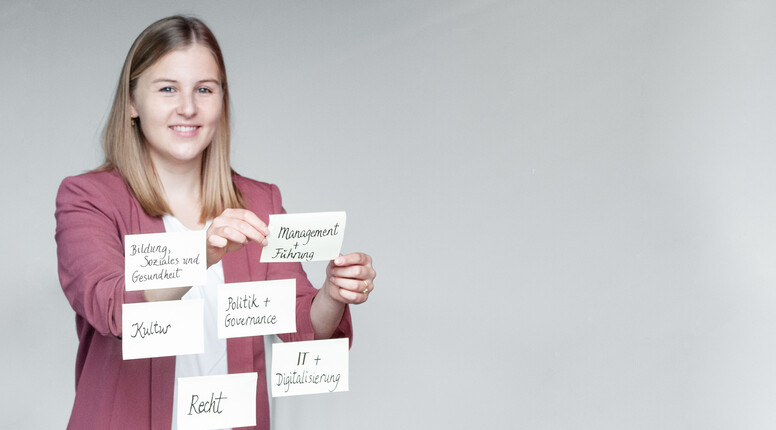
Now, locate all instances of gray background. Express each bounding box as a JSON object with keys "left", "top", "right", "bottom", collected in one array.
[{"left": 2, "top": 0, "right": 775, "bottom": 429}]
